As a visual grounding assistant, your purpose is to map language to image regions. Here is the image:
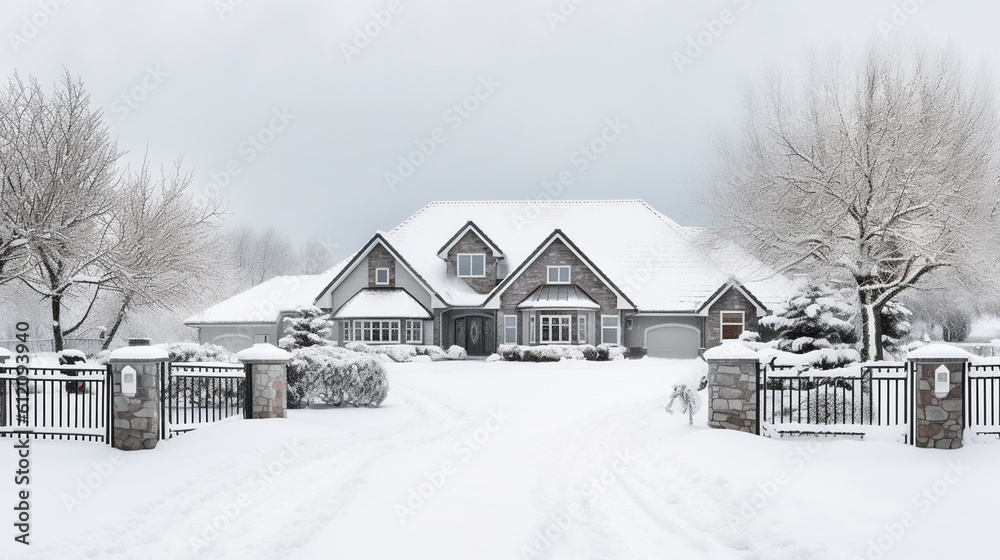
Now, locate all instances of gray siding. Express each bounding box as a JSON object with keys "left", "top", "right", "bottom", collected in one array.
[{"left": 328, "top": 251, "right": 434, "bottom": 313}]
